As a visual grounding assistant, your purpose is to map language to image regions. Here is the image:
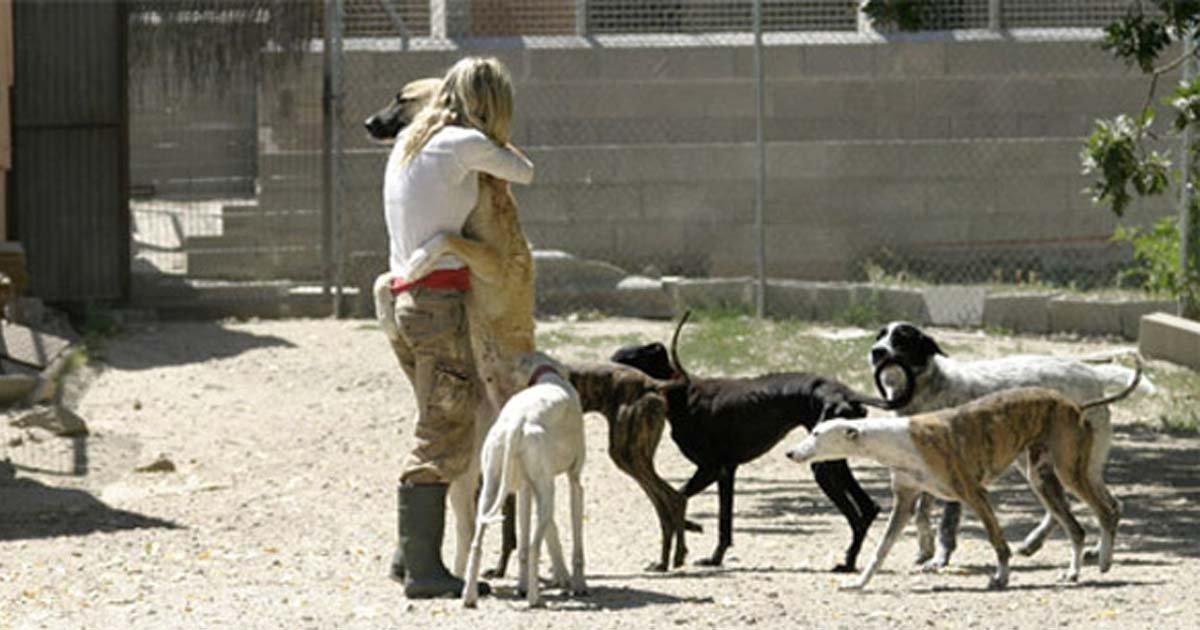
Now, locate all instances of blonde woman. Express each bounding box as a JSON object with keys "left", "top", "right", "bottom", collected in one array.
[{"left": 383, "top": 57, "right": 533, "bottom": 599}]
